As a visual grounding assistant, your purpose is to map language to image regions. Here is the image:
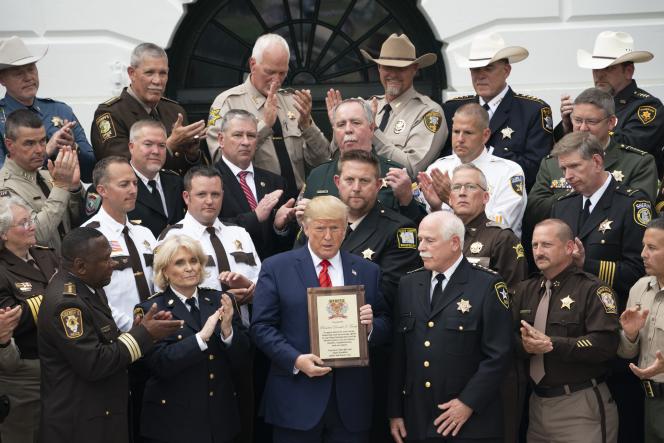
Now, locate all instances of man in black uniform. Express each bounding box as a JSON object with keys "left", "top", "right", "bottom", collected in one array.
[
  {"left": 38, "top": 228, "right": 182, "bottom": 443},
  {"left": 388, "top": 211, "right": 512, "bottom": 443},
  {"left": 90, "top": 43, "right": 206, "bottom": 176},
  {"left": 514, "top": 218, "right": 619, "bottom": 443},
  {"left": 443, "top": 33, "right": 553, "bottom": 190},
  {"left": 557, "top": 31, "right": 664, "bottom": 175}
]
